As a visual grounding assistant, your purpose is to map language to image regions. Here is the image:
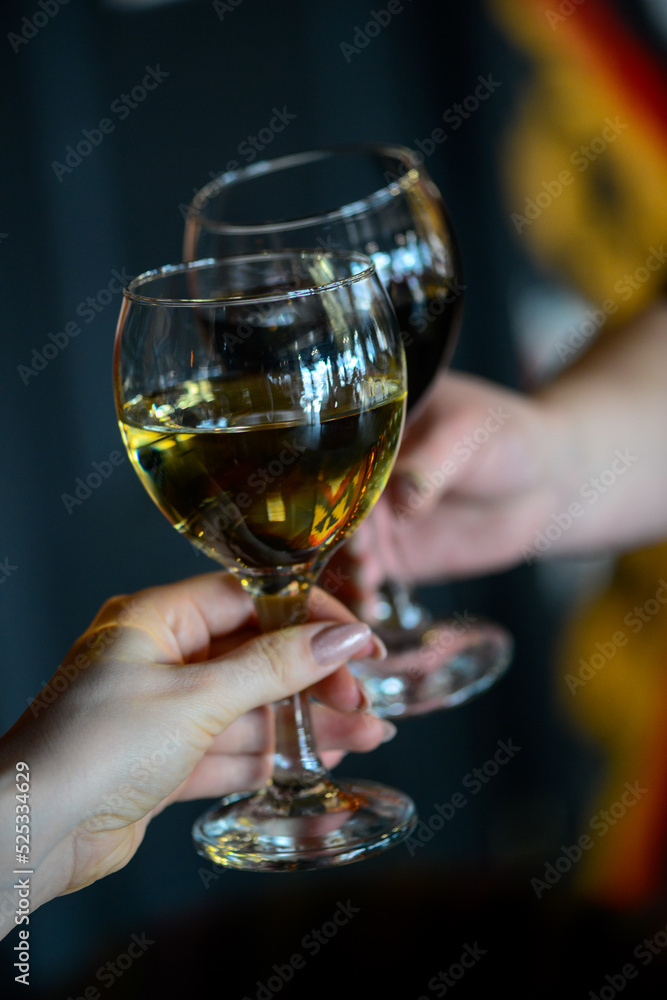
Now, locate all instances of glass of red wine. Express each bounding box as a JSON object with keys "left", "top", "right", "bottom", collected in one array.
[{"left": 182, "top": 144, "right": 512, "bottom": 717}]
